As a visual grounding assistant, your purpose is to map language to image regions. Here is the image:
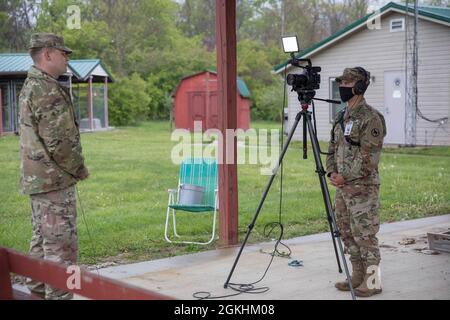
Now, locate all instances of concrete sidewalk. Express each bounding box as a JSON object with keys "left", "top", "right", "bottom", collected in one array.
[{"left": 98, "top": 214, "right": 450, "bottom": 300}]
